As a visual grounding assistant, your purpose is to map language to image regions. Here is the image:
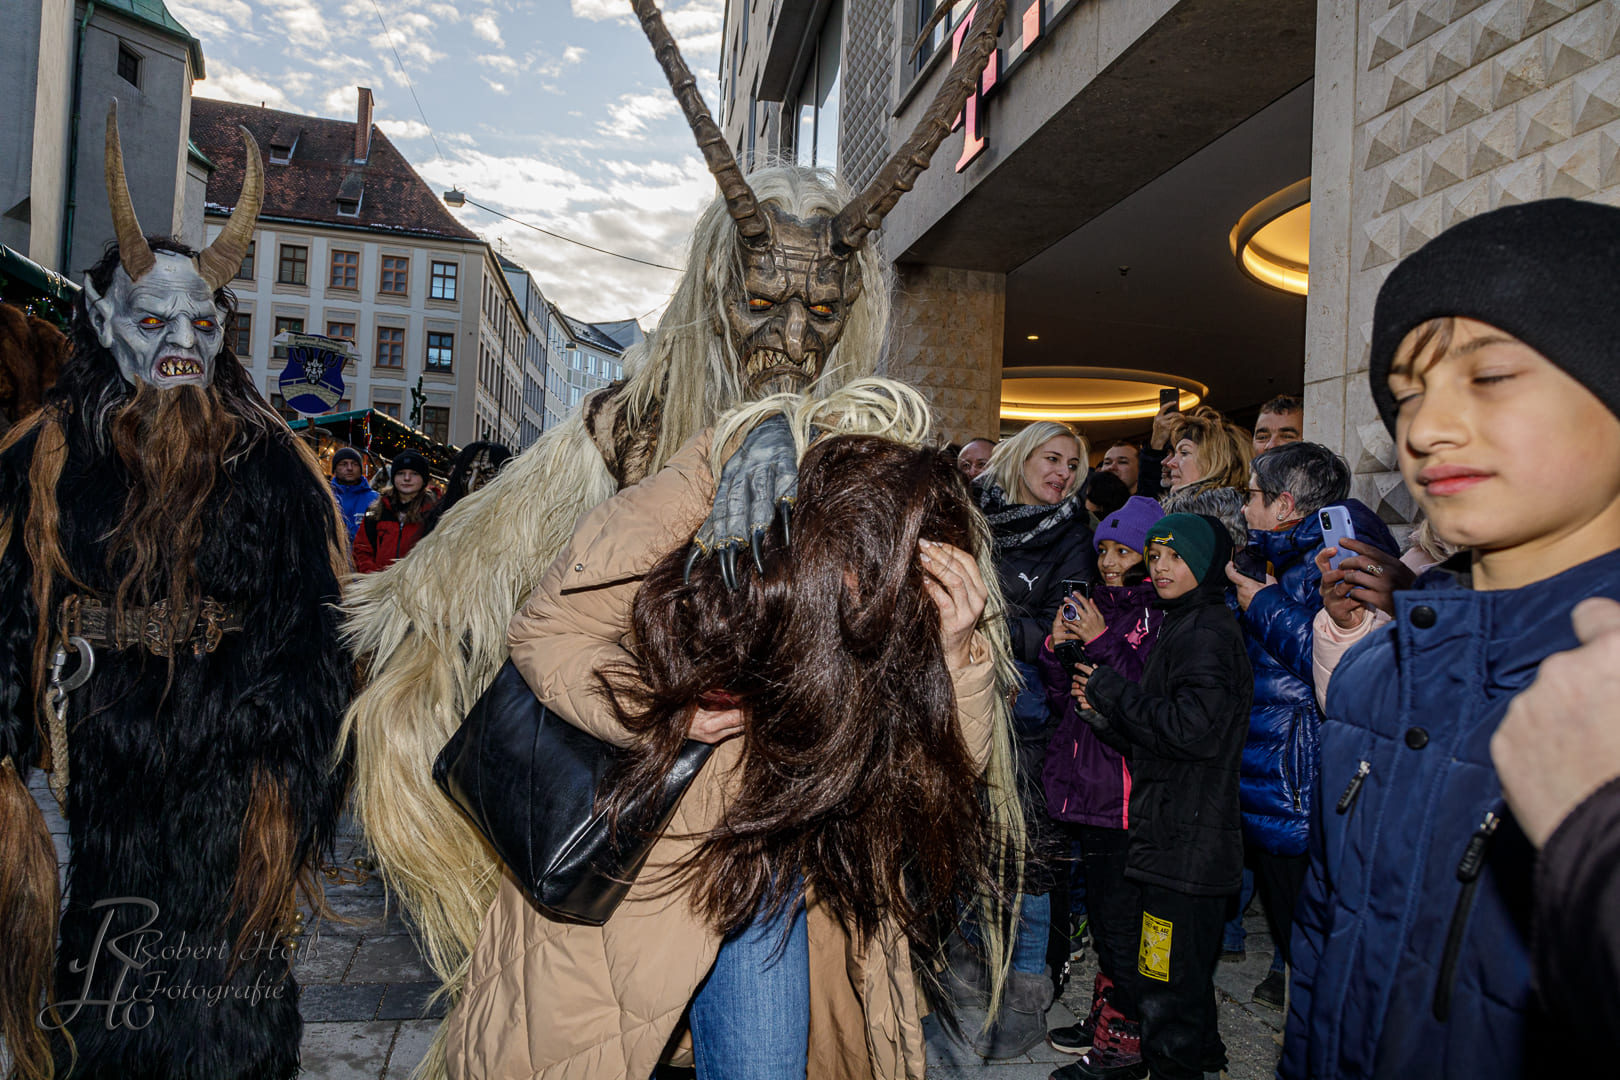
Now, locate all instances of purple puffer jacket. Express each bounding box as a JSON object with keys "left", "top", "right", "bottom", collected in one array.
[{"left": 1039, "top": 581, "right": 1161, "bottom": 828}]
